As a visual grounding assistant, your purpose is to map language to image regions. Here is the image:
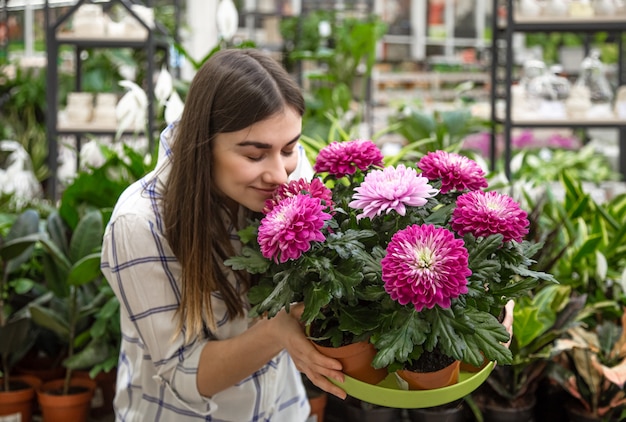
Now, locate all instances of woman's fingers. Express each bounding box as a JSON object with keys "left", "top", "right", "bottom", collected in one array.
[{"left": 503, "top": 299, "right": 515, "bottom": 348}]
